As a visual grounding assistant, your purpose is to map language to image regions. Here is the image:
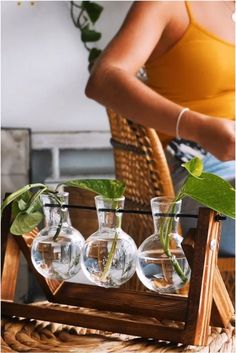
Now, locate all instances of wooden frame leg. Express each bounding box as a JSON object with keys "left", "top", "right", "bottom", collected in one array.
[{"left": 183, "top": 209, "right": 234, "bottom": 345}]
